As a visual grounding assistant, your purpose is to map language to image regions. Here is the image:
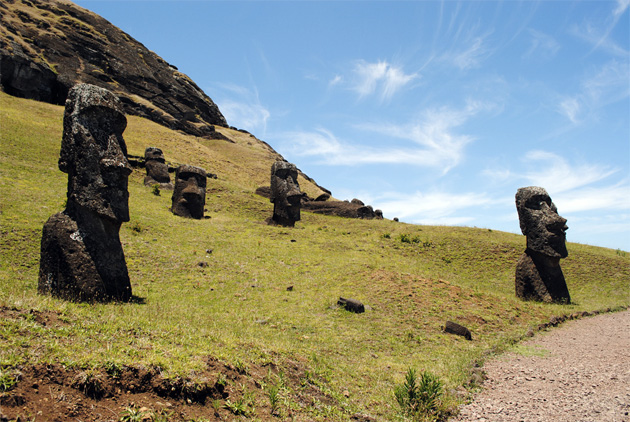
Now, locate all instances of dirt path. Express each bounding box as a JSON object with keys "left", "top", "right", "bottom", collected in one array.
[{"left": 452, "top": 310, "right": 630, "bottom": 422}]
